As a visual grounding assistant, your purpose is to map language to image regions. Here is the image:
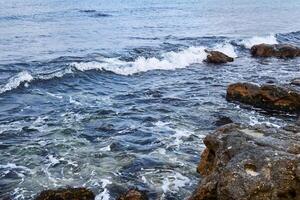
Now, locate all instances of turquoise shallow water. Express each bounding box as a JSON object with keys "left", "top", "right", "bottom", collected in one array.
[{"left": 0, "top": 0, "right": 300, "bottom": 199}]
